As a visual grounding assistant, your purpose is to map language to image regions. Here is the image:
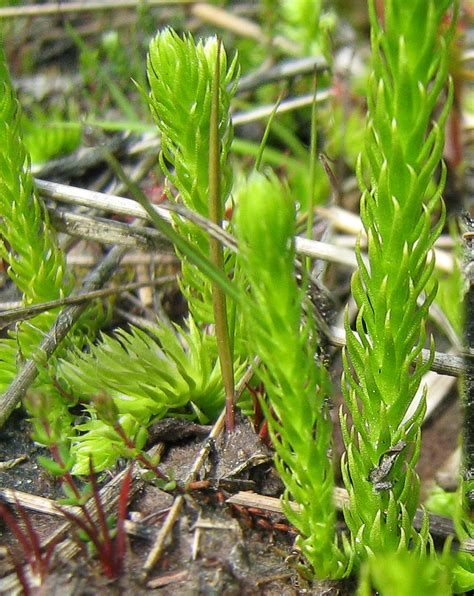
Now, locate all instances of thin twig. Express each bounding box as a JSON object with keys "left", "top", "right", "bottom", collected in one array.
[
  {"left": 36, "top": 179, "right": 356, "bottom": 267},
  {"left": 65, "top": 253, "right": 177, "bottom": 267},
  {"left": 306, "top": 69, "right": 319, "bottom": 262},
  {"left": 326, "top": 324, "right": 463, "bottom": 378},
  {"left": 37, "top": 178, "right": 452, "bottom": 272},
  {"left": 315, "top": 206, "right": 453, "bottom": 272},
  {"left": 36, "top": 178, "right": 234, "bottom": 253},
  {"left": 119, "top": 91, "right": 333, "bottom": 146},
  {"left": 0, "top": 0, "right": 194, "bottom": 19},
  {"left": 233, "top": 90, "right": 332, "bottom": 126},
  {"left": 237, "top": 56, "right": 328, "bottom": 94},
  {"left": 102, "top": 151, "right": 241, "bottom": 305},
  {"left": 0, "top": 276, "right": 175, "bottom": 330},
  {"left": 50, "top": 209, "right": 171, "bottom": 251},
  {"left": 32, "top": 134, "right": 127, "bottom": 180},
  {"left": 462, "top": 216, "right": 474, "bottom": 513},
  {"left": 34, "top": 181, "right": 465, "bottom": 378}
]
